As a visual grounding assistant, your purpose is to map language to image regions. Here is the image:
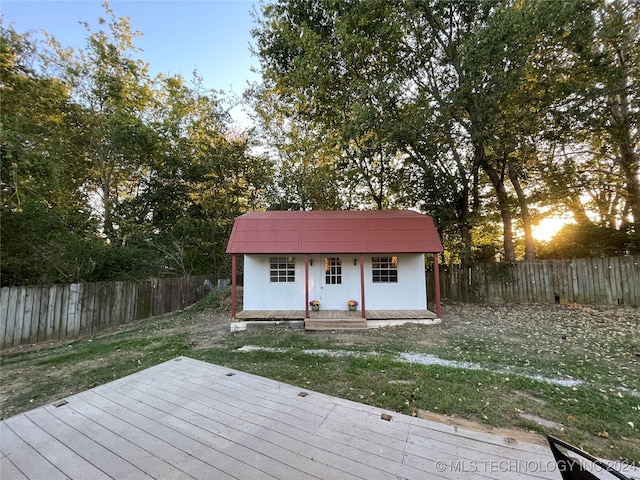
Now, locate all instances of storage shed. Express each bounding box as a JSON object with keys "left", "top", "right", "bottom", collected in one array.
[{"left": 226, "top": 210, "right": 444, "bottom": 329}]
